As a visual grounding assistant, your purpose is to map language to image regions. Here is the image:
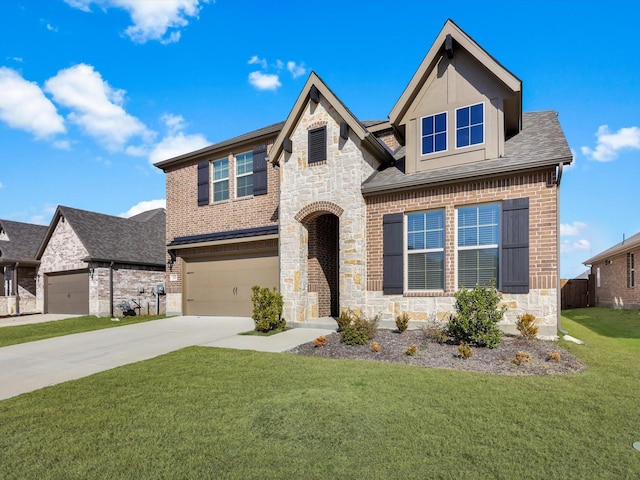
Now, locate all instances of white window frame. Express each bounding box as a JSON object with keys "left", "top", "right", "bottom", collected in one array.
[
  {"left": 404, "top": 210, "right": 445, "bottom": 292},
  {"left": 420, "top": 111, "right": 447, "bottom": 156},
  {"left": 455, "top": 203, "right": 500, "bottom": 289},
  {"left": 211, "top": 158, "right": 229, "bottom": 202},
  {"left": 455, "top": 102, "right": 485, "bottom": 150},
  {"left": 235, "top": 151, "right": 253, "bottom": 198}
]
